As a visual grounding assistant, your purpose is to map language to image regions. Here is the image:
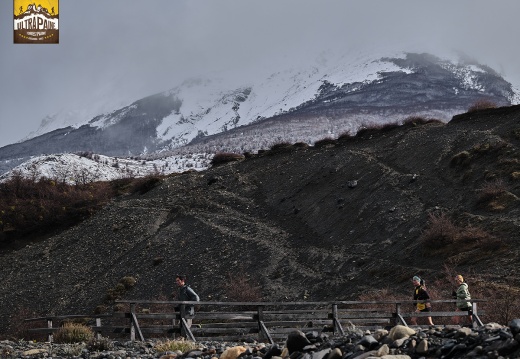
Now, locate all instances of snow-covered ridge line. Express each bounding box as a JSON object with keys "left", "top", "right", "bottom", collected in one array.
[
  {"left": 0, "top": 152, "right": 212, "bottom": 184},
  {"left": 19, "top": 50, "right": 455, "bottom": 144}
]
